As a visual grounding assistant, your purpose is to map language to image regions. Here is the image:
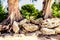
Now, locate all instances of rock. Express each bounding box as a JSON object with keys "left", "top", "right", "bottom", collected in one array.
[
  {"left": 41, "top": 18, "right": 60, "bottom": 28},
  {"left": 55, "top": 26, "right": 60, "bottom": 34},
  {"left": 23, "top": 23, "right": 39, "bottom": 32},
  {"left": 12, "top": 21, "right": 19, "bottom": 33},
  {"left": 13, "top": 34, "right": 20, "bottom": 37},
  {"left": 0, "top": 25, "right": 10, "bottom": 32},
  {"left": 30, "top": 18, "right": 43, "bottom": 25},
  {"left": 50, "top": 38, "right": 58, "bottom": 40},
  {"left": 21, "top": 29, "right": 28, "bottom": 34},
  {"left": 19, "top": 19, "right": 30, "bottom": 25},
  {"left": 41, "top": 28, "right": 55, "bottom": 35},
  {"left": 3, "top": 25, "right": 9, "bottom": 30},
  {"left": 0, "top": 25, "right": 2, "bottom": 31},
  {"left": 36, "top": 18, "right": 43, "bottom": 24}
]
